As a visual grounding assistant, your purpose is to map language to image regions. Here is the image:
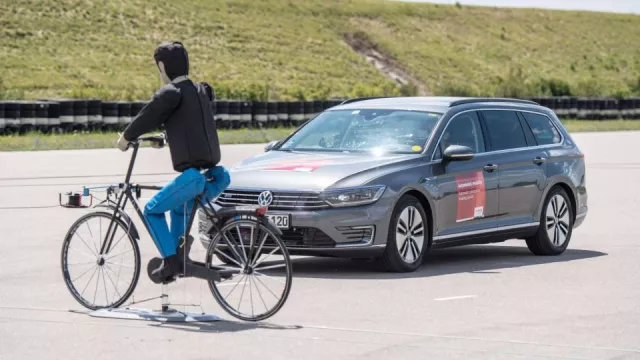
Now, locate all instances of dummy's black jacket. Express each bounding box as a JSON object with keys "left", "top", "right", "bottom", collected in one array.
[{"left": 123, "top": 80, "right": 221, "bottom": 172}]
